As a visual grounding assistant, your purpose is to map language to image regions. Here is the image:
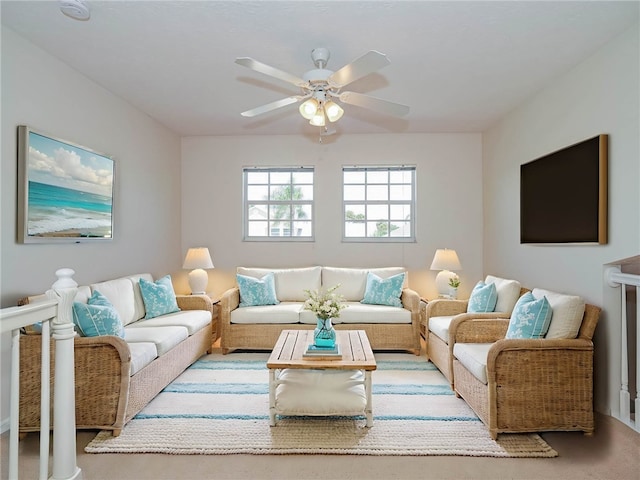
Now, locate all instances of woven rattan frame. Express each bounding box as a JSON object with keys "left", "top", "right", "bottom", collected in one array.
[
  {"left": 220, "top": 287, "right": 421, "bottom": 355},
  {"left": 452, "top": 303, "right": 601, "bottom": 439},
  {"left": 18, "top": 295, "right": 213, "bottom": 437}
]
